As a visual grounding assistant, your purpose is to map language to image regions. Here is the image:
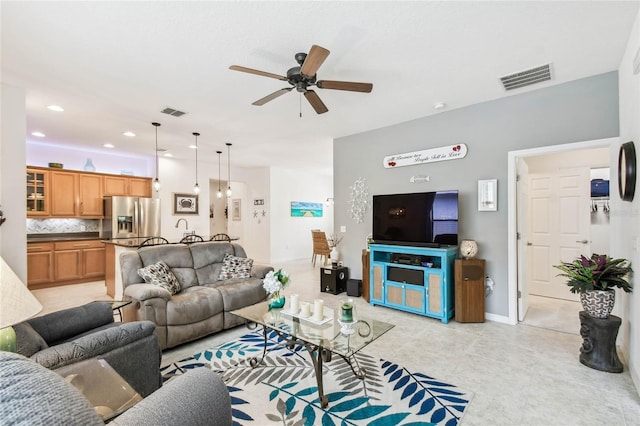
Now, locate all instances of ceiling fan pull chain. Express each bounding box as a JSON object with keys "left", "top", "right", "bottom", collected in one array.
[{"left": 299, "top": 93, "right": 302, "bottom": 118}]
